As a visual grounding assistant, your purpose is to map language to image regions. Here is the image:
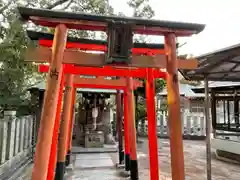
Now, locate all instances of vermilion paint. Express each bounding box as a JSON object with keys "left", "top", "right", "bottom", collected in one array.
[
  {"left": 146, "top": 68, "right": 159, "bottom": 180},
  {"left": 39, "top": 39, "right": 165, "bottom": 55},
  {"left": 123, "top": 91, "right": 130, "bottom": 171},
  {"left": 46, "top": 72, "right": 65, "bottom": 180},
  {"left": 38, "top": 64, "right": 166, "bottom": 79}
]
